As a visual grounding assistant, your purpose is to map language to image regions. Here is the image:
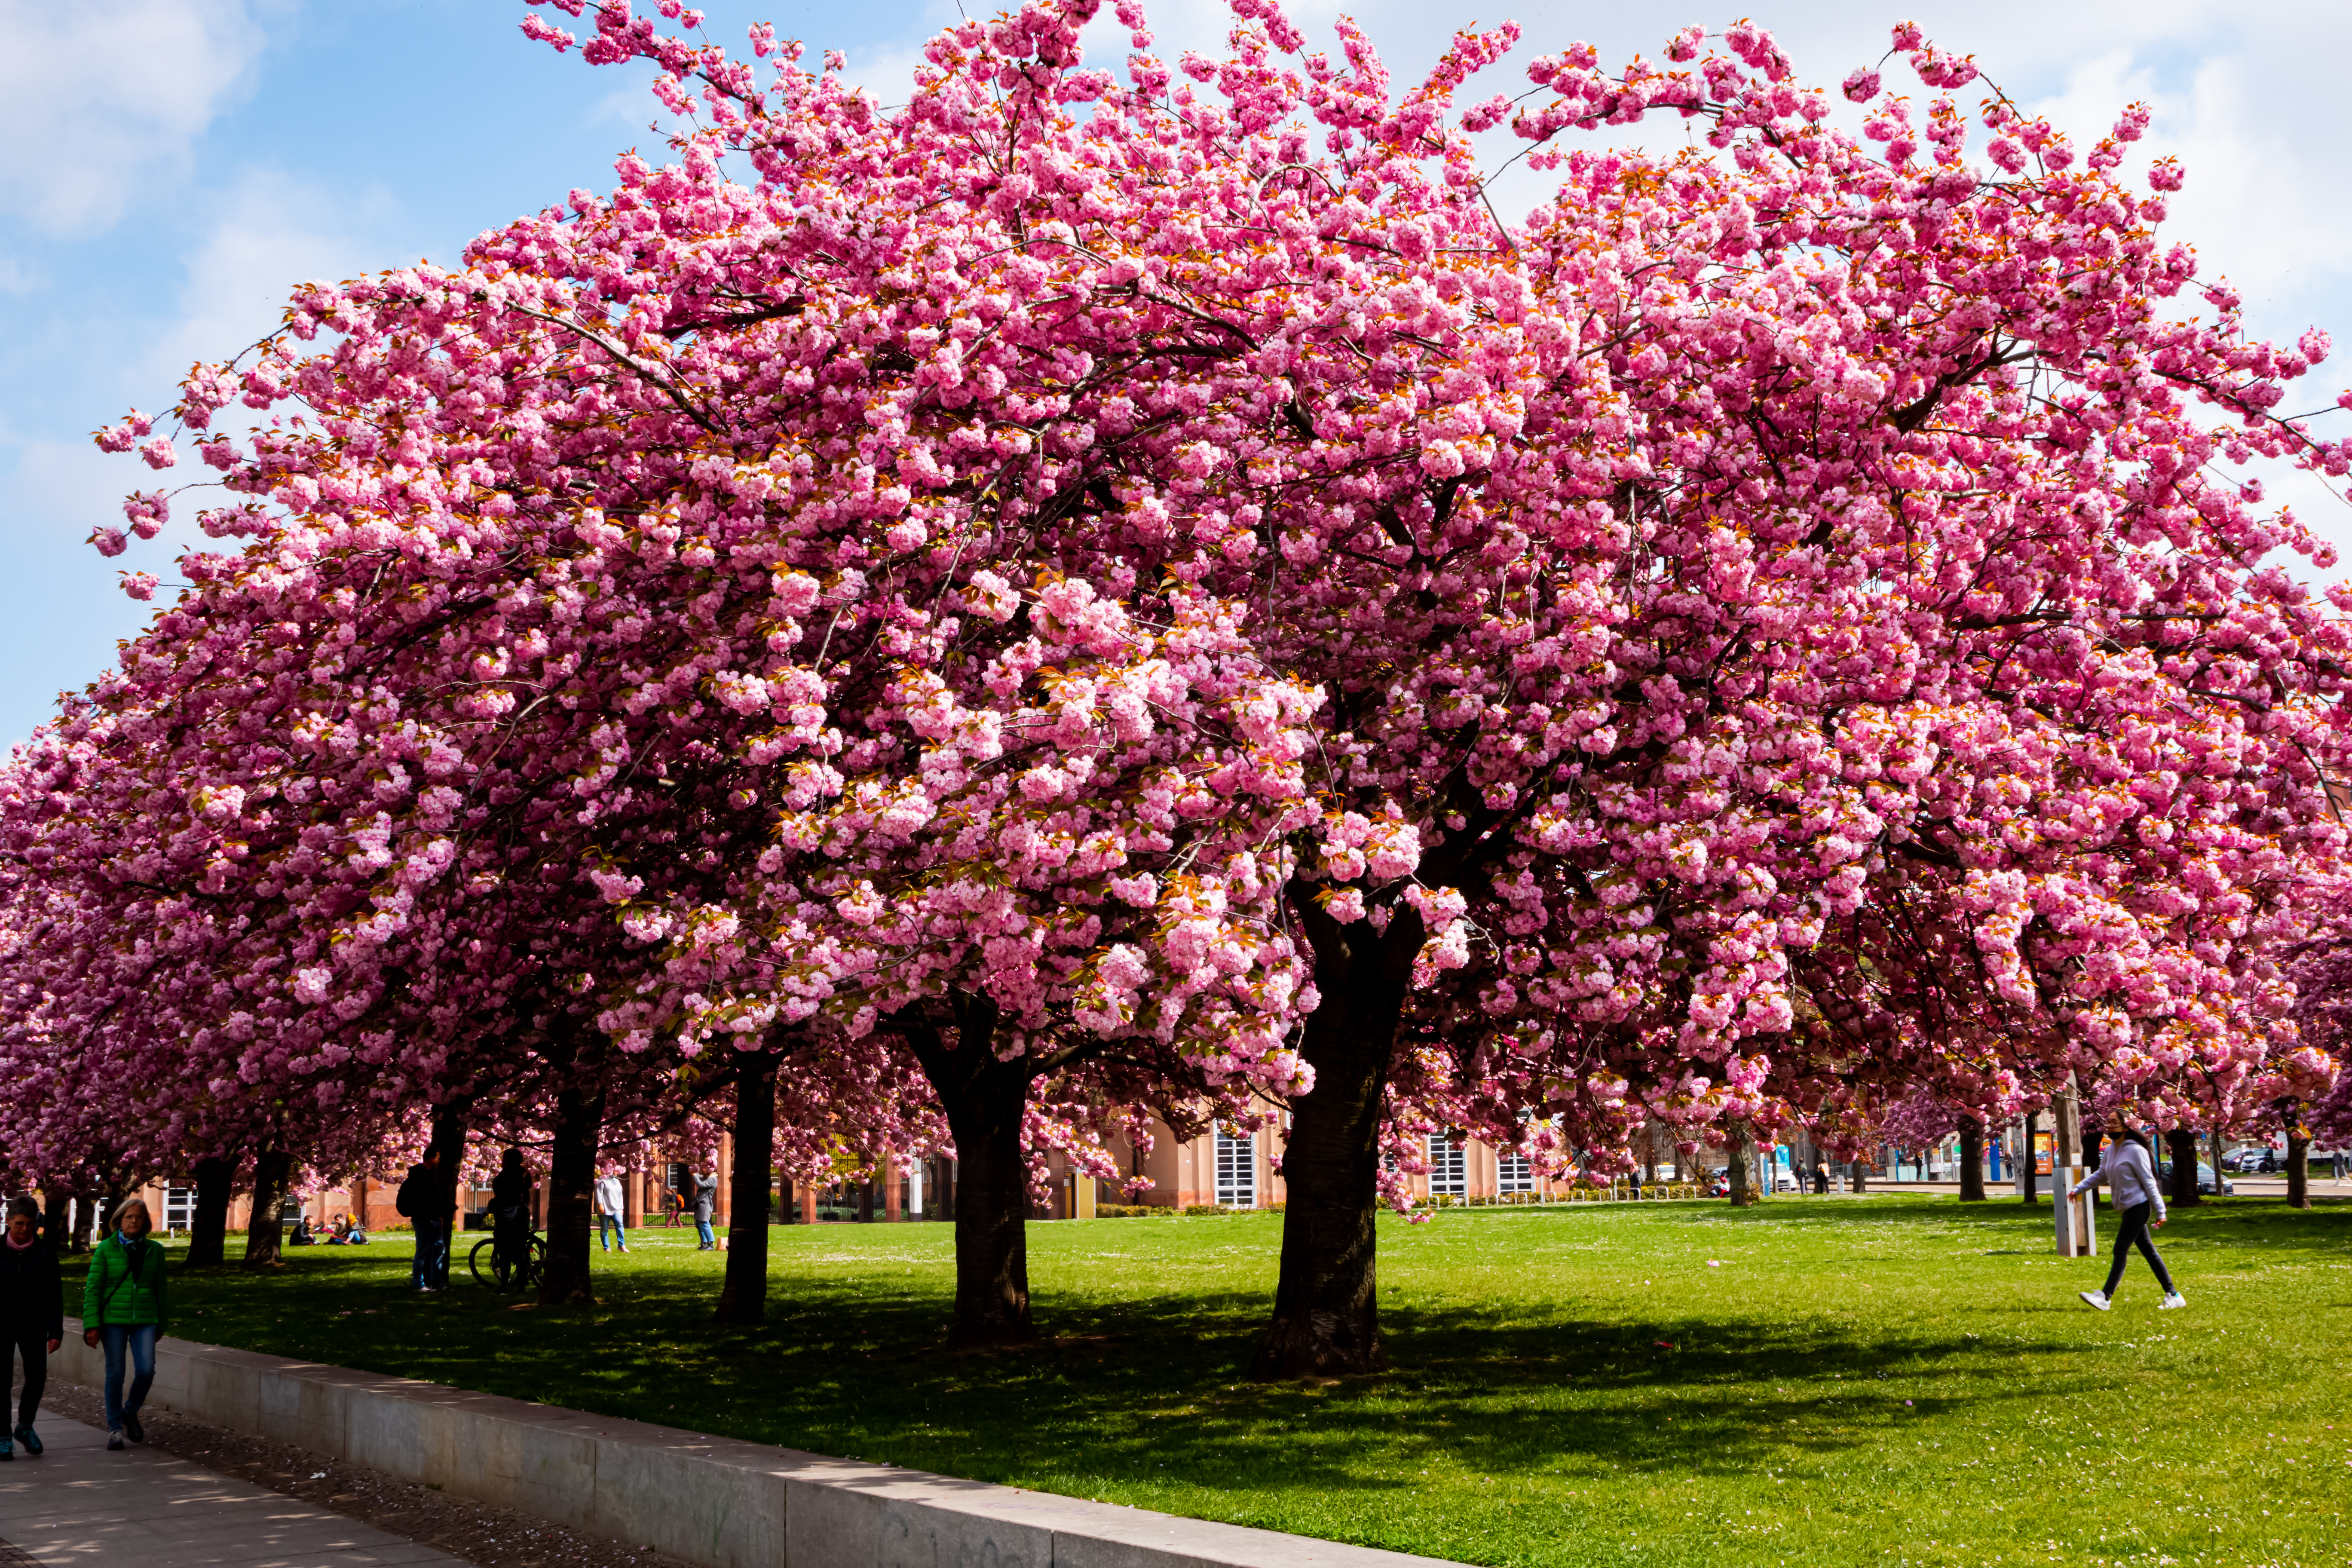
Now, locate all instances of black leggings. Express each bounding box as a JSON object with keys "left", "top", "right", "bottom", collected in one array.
[
  {"left": 6, "top": 1333, "right": 44, "bottom": 1430},
  {"left": 2104, "top": 1201, "right": 2176, "bottom": 1296}
]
